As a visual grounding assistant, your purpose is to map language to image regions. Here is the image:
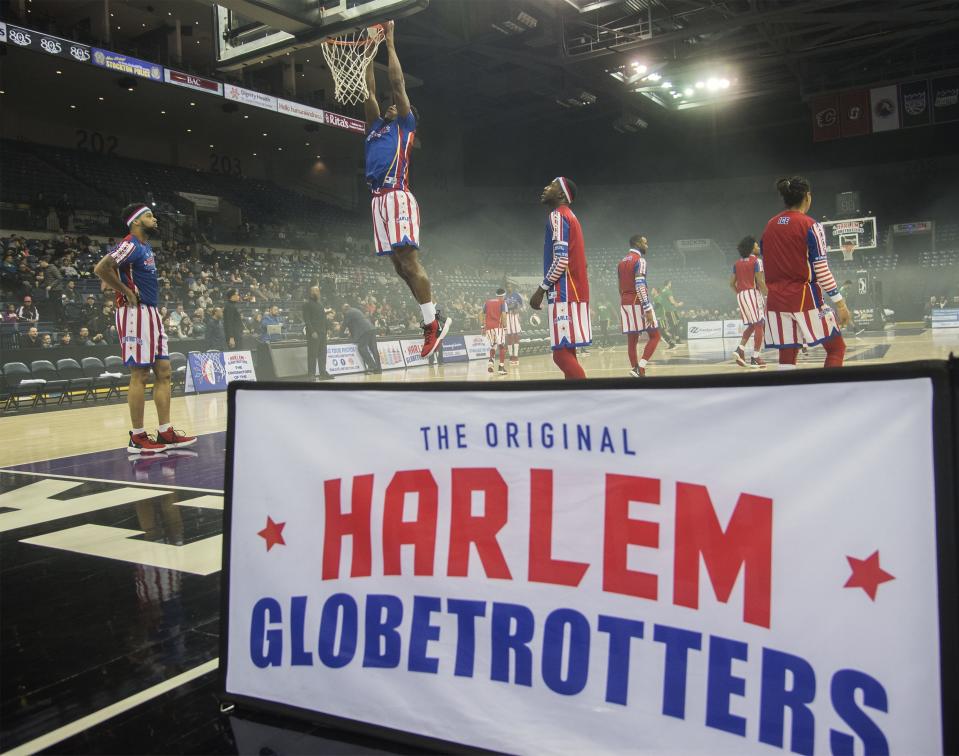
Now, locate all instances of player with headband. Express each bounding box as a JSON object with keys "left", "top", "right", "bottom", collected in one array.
[
  {"left": 530, "top": 177, "right": 591, "bottom": 380},
  {"left": 94, "top": 203, "right": 196, "bottom": 454}
]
